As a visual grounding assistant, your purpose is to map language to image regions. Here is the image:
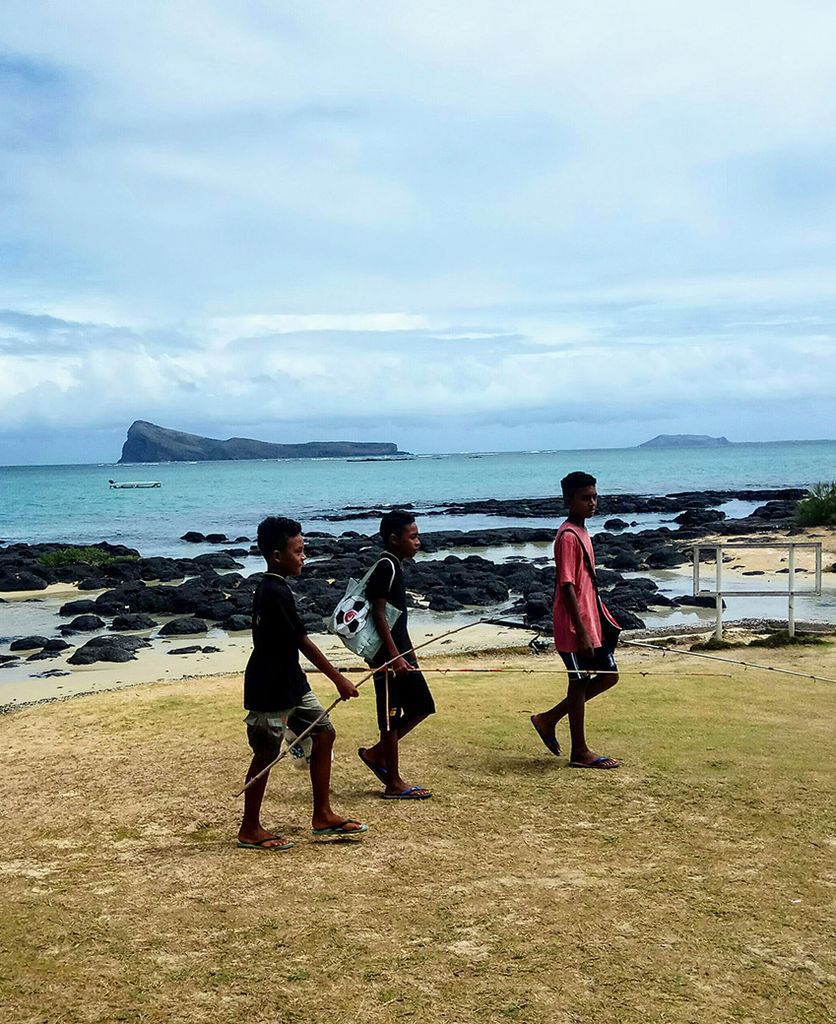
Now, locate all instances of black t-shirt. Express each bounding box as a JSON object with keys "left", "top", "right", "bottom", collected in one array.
[
  {"left": 365, "top": 552, "right": 411, "bottom": 668},
  {"left": 244, "top": 573, "right": 311, "bottom": 711}
]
